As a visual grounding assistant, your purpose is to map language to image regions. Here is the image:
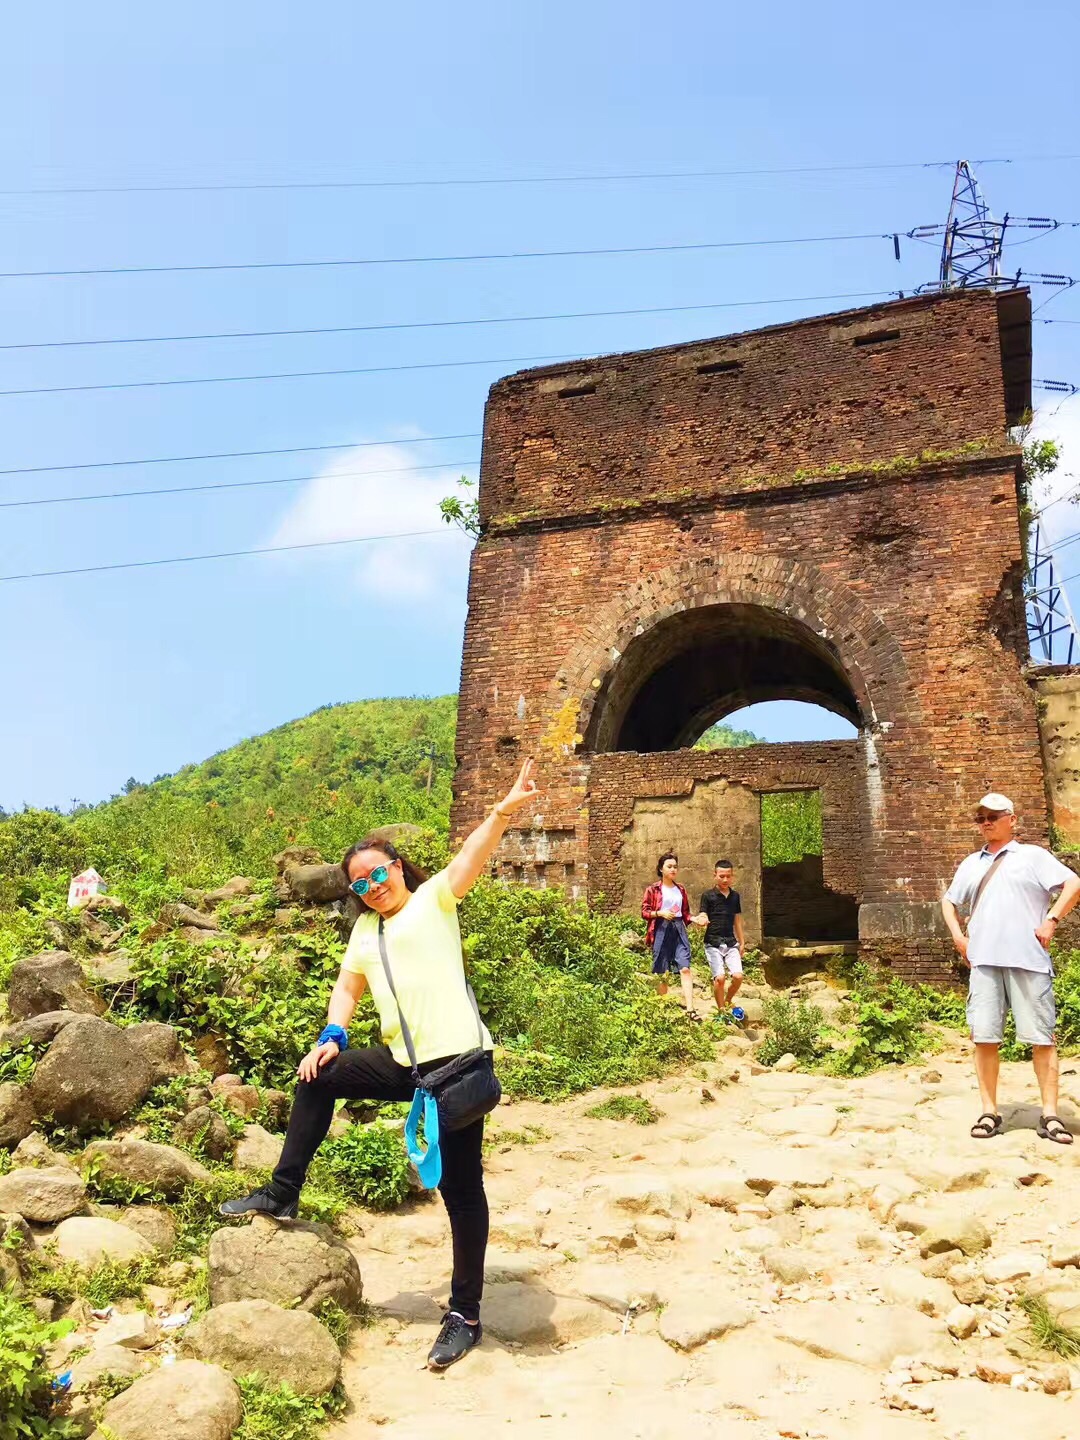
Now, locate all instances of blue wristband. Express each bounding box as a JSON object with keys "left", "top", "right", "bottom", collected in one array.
[{"left": 318, "top": 1024, "right": 348, "bottom": 1050}]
